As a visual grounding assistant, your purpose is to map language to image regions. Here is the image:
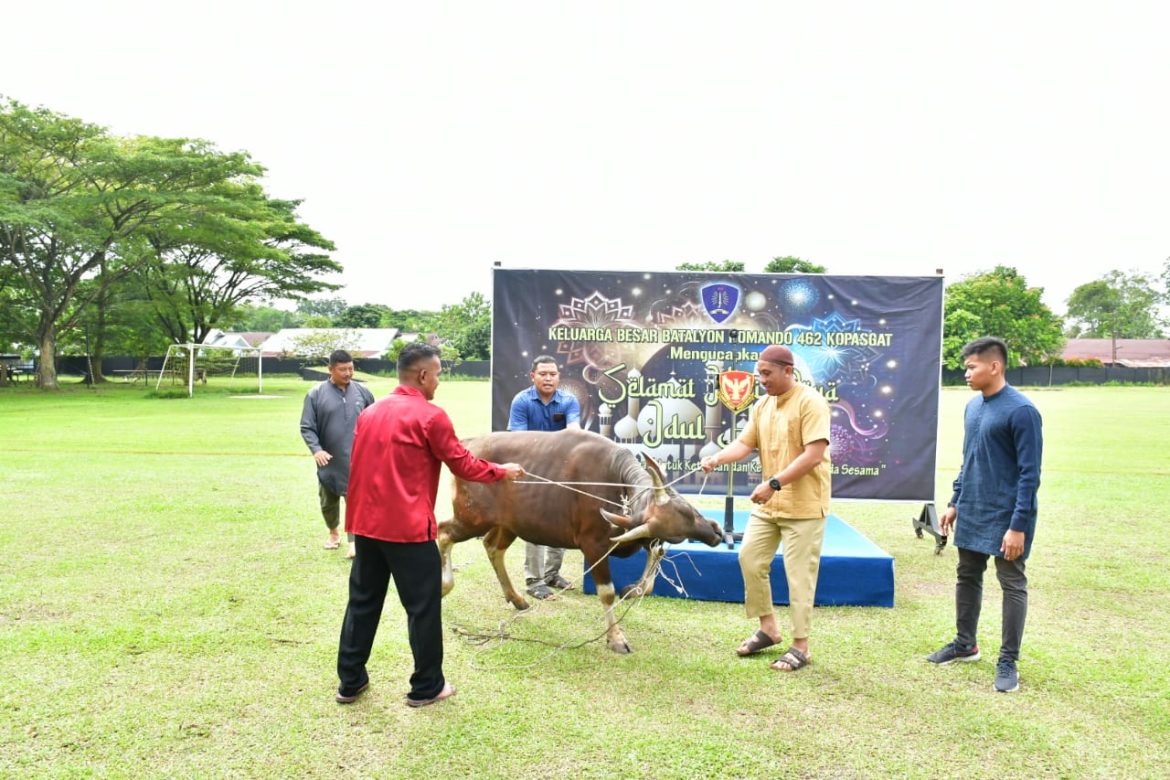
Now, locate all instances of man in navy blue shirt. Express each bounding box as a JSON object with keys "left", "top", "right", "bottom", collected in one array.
[
  {"left": 508, "top": 355, "right": 581, "bottom": 600},
  {"left": 927, "top": 337, "right": 1043, "bottom": 693}
]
